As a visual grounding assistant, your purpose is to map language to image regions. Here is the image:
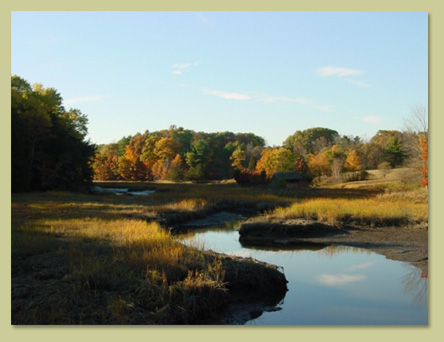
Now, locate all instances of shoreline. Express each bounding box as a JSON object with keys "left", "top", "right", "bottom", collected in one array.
[{"left": 239, "top": 220, "right": 428, "bottom": 276}]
